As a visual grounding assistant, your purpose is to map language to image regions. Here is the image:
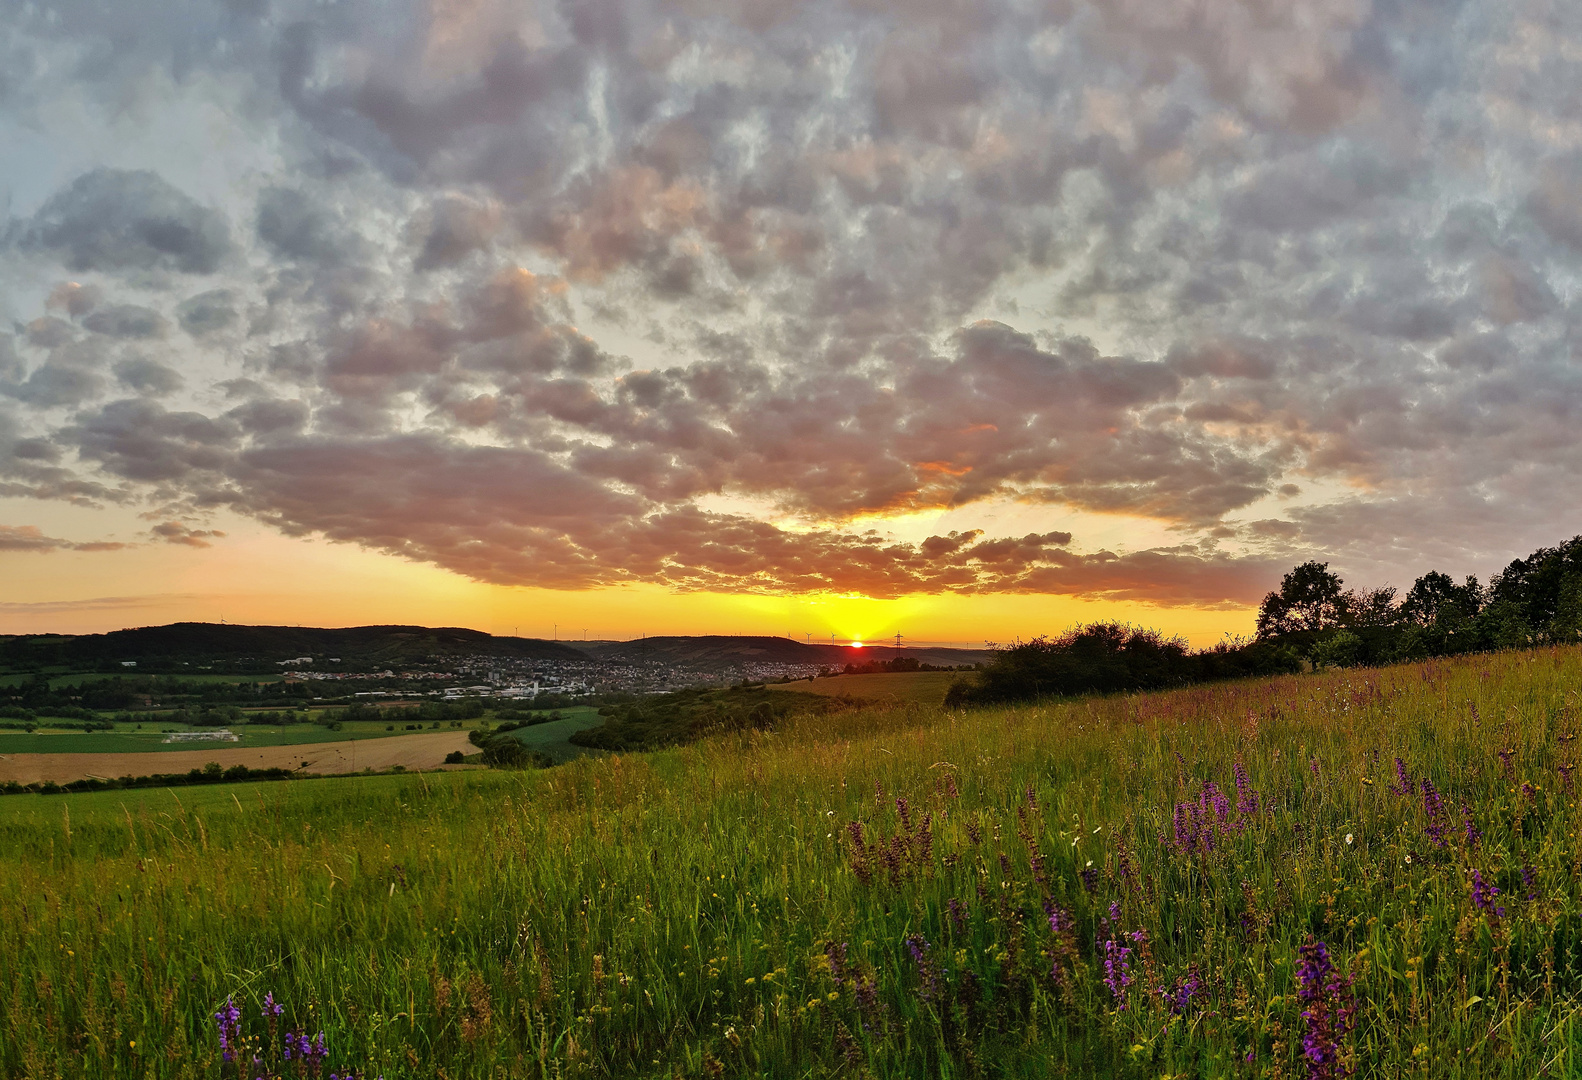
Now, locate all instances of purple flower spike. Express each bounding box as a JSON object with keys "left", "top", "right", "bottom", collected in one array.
[
  {"left": 905, "top": 937, "right": 944, "bottom": 1003},
  {"left": 1391, "top": 757, "right": 1414, "bottom": 797},
  {"left": 1472, "top": 870, "right": 1503, "bottom": 918},
  {"left": 1160, "top": 966, "right": 1203, "bottom": 1015},
  {"left": 1101, "top": 938, "right": 1134, "bottom": 1007},
  {"left": 213, "top": 996, "right": 242, "bottom": 1063},
  {"left": 1295, "top": 938, "right": 1355, "bottom": 1080},
  {"left": 1420, "top": 779, "right": 1447, "bottom": 848}
]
